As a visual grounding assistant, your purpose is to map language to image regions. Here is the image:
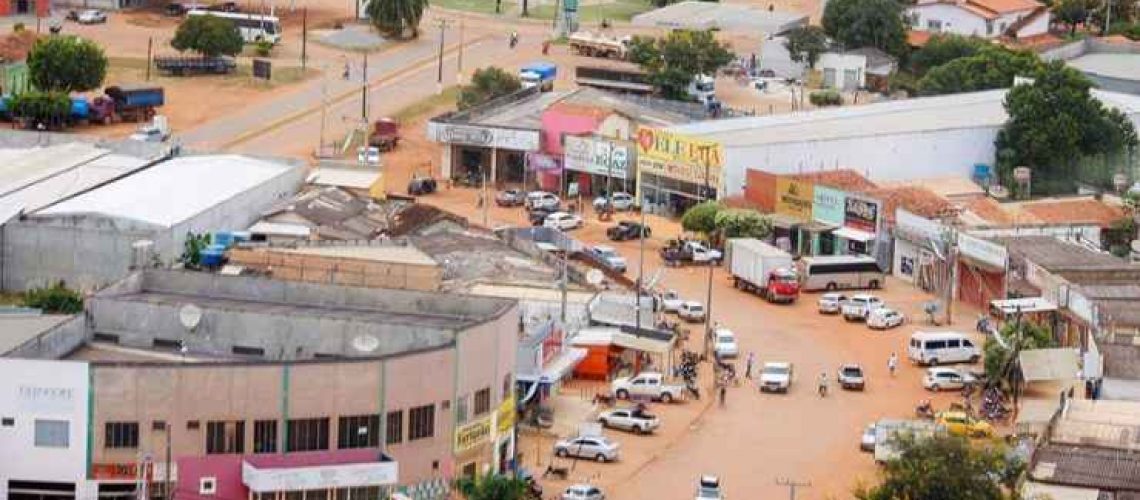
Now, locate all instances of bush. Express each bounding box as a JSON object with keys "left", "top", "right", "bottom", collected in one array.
[
  {"left": 1108, "top": 21, "right": 1140, "bottom": 40},
  {"left": 9, "top": 91, "right": 71, "bottom": 126},
  {"left": 810, "top": 89, "right": 843, "bottom": 107},
  {"left": 254, "top": 40, "right": 273, "bottom": 57},
  {"left": 13, "top": 22, "right": 25, "bottom": 32},
  {"left": 680, "top": 201, "right": 723, "bottom": 235},
  {"left": 23, "top": 282, "right": 84, "bottom": 314}
]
